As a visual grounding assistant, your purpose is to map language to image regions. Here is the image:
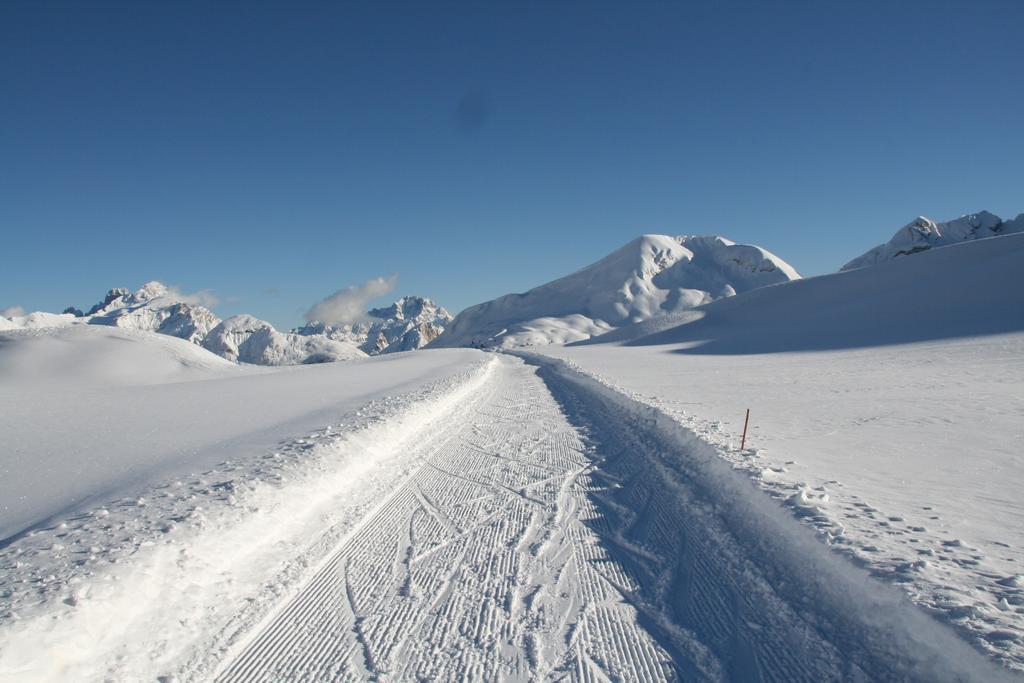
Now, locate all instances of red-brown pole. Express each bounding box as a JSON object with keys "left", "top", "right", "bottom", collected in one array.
[{"left": 740, "top": 408, "right": 750, "bottom": 450}]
